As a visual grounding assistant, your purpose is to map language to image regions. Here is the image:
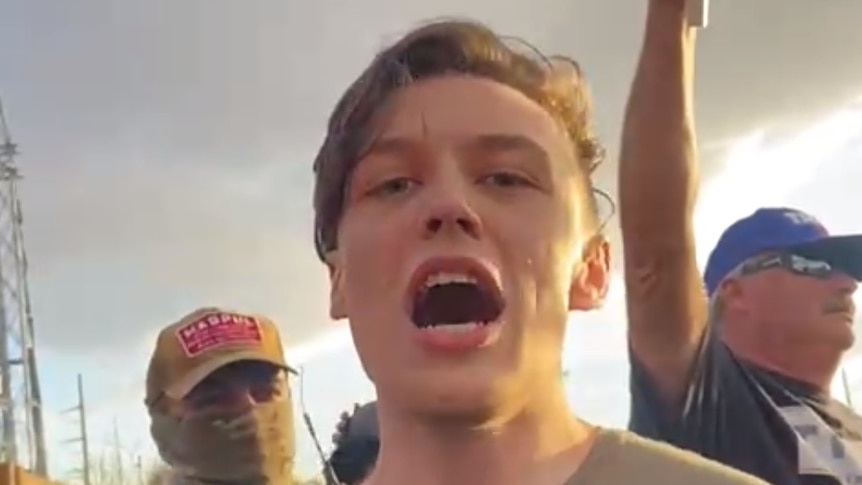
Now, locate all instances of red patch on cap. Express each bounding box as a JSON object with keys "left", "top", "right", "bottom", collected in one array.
[{"left": 175, "top": 312, "right": 263, "bottom": 357}]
